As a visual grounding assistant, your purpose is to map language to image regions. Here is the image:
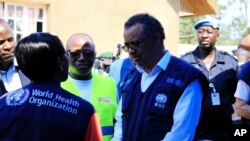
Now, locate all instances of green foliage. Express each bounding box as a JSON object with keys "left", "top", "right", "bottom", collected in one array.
[
  {"left": 243, "top": 27, "right": 250, "bottom": 36},
  {"left": 179, "top": 17, "right": 201, "bottom": 44}
]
